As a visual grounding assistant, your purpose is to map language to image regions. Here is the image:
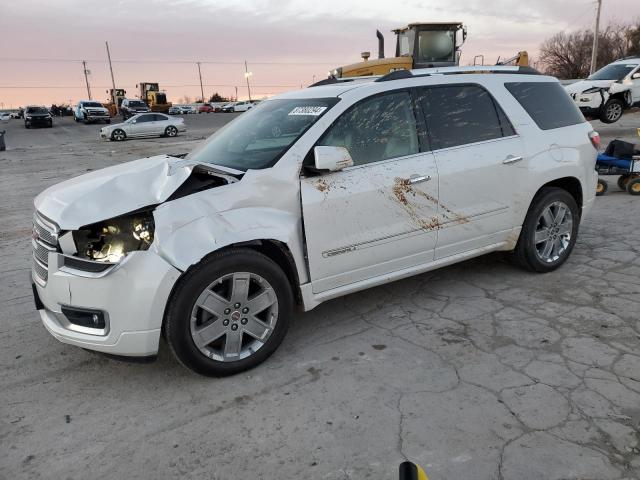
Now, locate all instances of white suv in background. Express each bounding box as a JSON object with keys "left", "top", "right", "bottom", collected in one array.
[
  {"left": 565, "top": 57, "right": 640, "bottom": 123},
  {"left": 32, "top": 65, "right": 598, "bottom": 376}
]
